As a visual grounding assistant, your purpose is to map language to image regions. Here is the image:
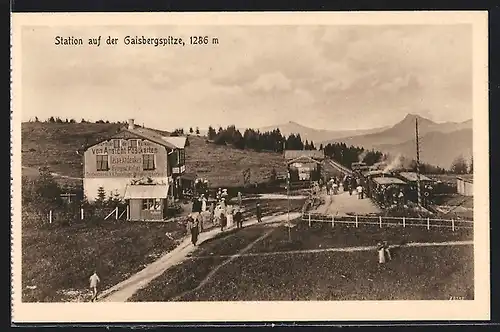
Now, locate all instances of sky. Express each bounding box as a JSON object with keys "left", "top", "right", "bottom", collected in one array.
[{"left": 21, "top": 24, "right": 472, "bottom": 131}]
